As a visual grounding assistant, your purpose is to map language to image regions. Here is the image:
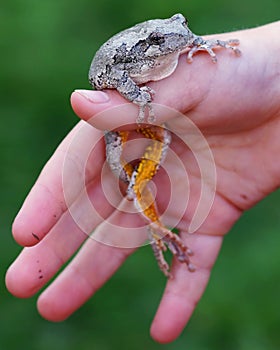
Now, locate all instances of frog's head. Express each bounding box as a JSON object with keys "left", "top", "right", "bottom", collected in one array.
[{"left": 143, "top": 13, "right": 194, "bottom": 54}]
